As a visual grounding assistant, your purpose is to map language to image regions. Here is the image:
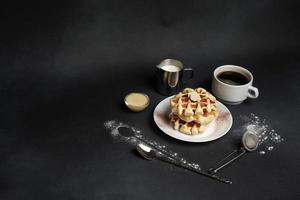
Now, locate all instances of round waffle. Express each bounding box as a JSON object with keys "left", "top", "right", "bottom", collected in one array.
[
  {"left": 170, "top": 114, "right": 207, "bottom": 135},
  {"left": 170, "top": 87, "right": 218, "bottom": 135}
]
